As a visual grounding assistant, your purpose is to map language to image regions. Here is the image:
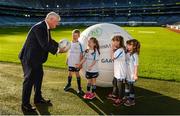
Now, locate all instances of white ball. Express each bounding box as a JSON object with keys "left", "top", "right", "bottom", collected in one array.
[
  {"left": 78, "top": 23, "right": 133, "bottom": 87},
  {"left": 58, "top": 39, "right": 71, "bottom": 52}
]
